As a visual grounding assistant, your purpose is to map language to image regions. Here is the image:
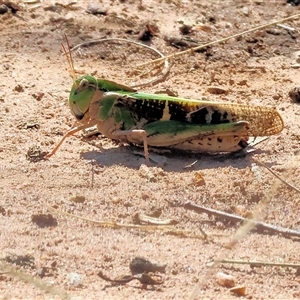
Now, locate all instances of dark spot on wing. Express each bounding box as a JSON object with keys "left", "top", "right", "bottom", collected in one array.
[
  {"left": 188, "top": 107, "right": 231, "bottom": 124},
  {"left": 133, "top": 99, "right": 166, "bottom": 120},
  {"left": 187, "top": 107, "right": 209, "bottom": 123},
  {"left": 168, "top": 102, "right": 192, "bottom": 121}
]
